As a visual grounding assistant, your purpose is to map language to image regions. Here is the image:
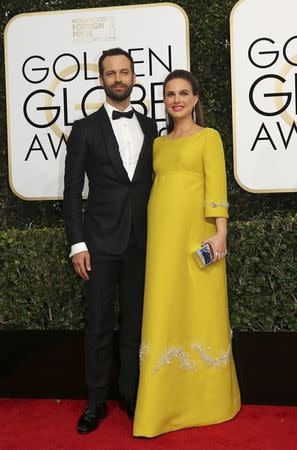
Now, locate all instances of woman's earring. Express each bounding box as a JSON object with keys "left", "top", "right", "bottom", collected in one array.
[
  {"left": 165, "top": 111, "right": 170, "bottom": 128},
  {"left": 192, "top": 108, "right": 197, "bottom": 124}
]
